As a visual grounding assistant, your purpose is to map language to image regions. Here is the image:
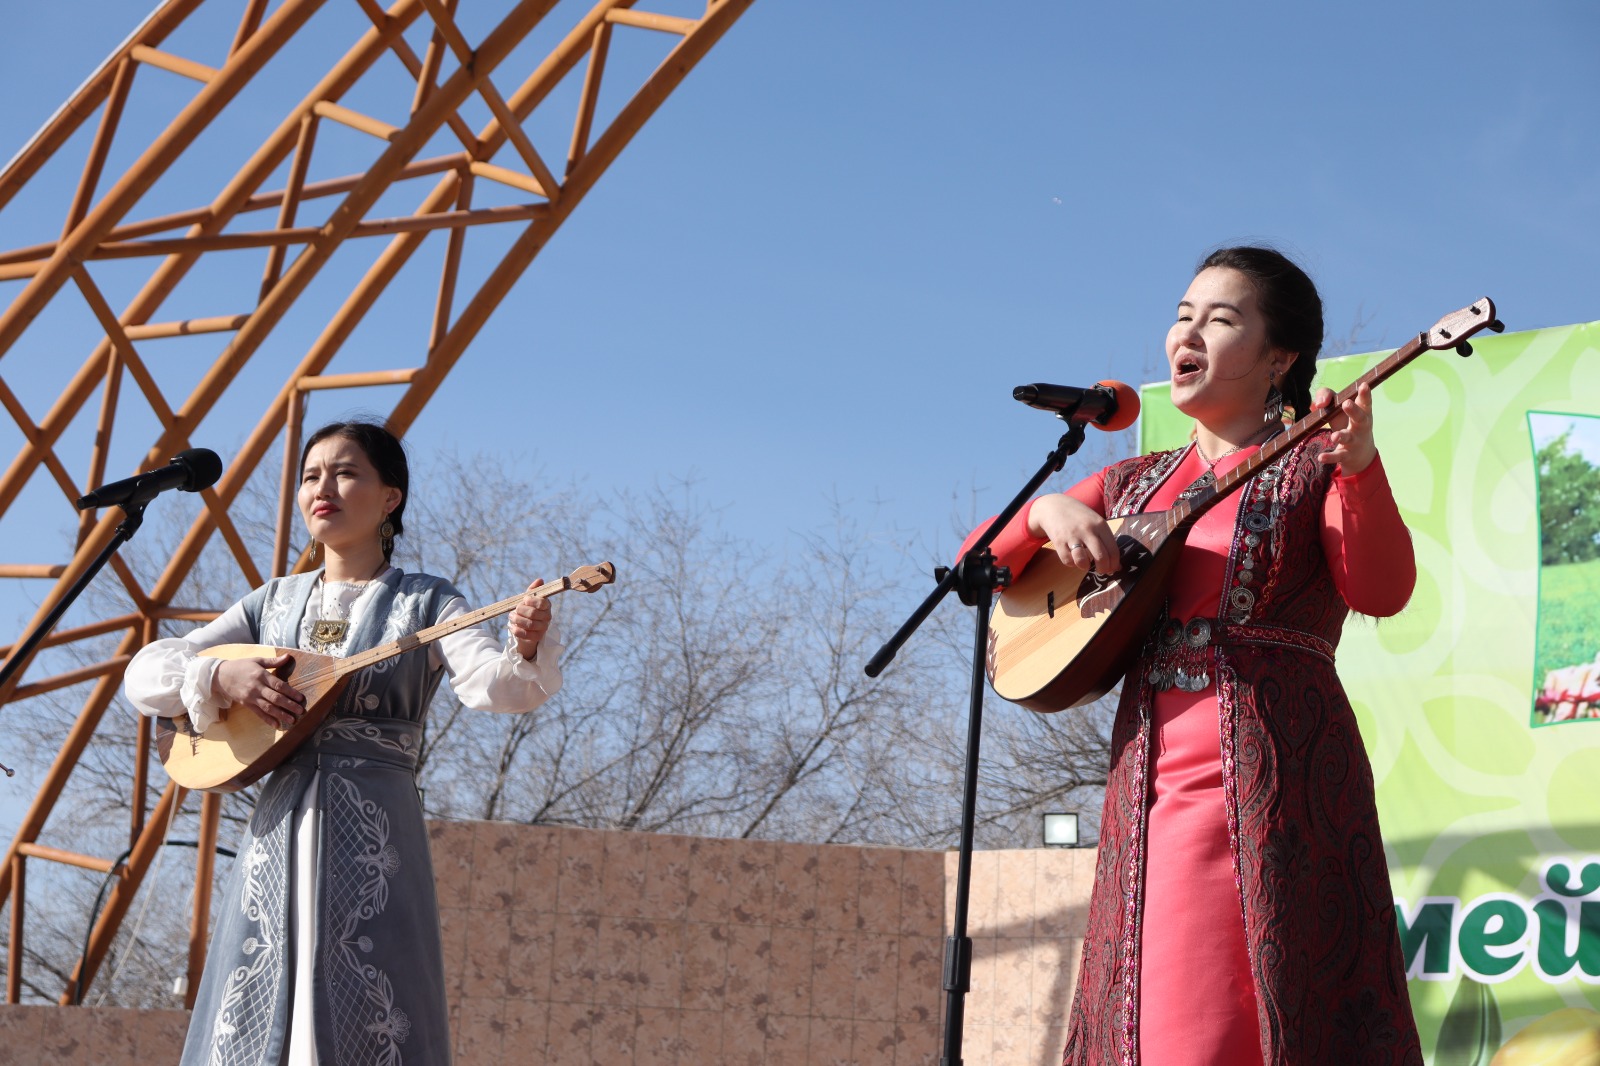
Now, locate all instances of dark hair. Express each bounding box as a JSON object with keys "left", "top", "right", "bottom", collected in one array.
[
  {"left": 1197, "top": 245, "right": 1323, "bottom": 419},
  {"left": 300, "top": 421, "right": 409, "bottom": 560}
]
